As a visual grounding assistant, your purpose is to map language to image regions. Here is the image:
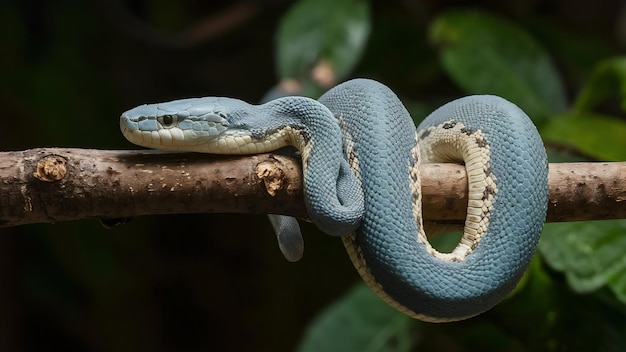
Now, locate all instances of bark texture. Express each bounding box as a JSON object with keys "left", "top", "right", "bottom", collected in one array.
[{"left": 0, "top": 148, "right": 624, "bottom": 227}]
